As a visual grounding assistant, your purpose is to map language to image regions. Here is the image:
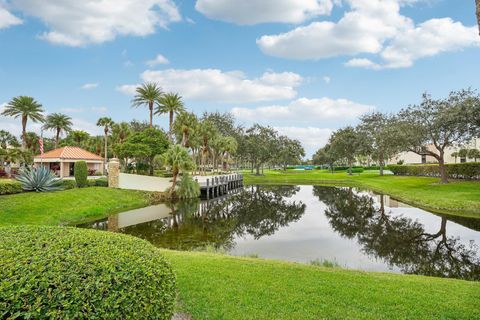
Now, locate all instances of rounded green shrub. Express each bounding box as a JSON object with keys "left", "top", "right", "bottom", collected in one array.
[
  {"left": 0, "top": 226, "right": 176, "bottom": 319},
  {"left": 74, "top": 161, "right": 88, "bottom": 187},
  {"left": 0, "top": 180, "right": 23, "bottom": 195}
]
